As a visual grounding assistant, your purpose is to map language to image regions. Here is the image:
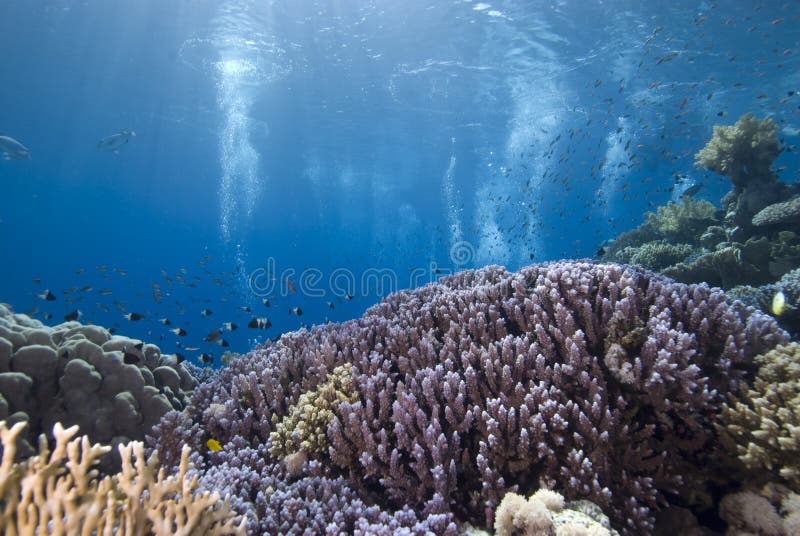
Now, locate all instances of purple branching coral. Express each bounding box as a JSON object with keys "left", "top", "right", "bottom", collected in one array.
[{"left": 149, "top": 261, "right": 787, "bottom": 534}]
